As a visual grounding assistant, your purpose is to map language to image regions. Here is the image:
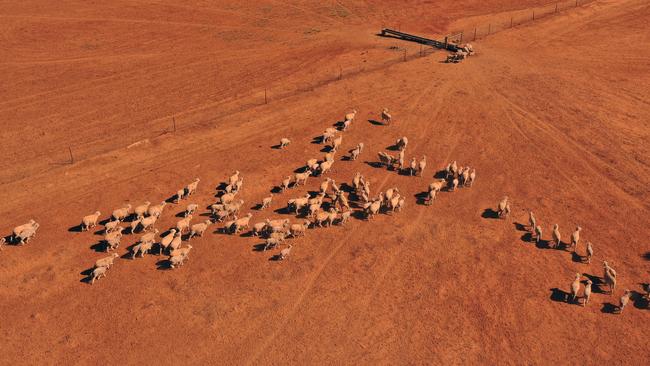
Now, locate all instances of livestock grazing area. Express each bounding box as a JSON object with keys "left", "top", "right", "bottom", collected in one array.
[{"left": 1, "top": 0, "right": 649, "bottom": 364}]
